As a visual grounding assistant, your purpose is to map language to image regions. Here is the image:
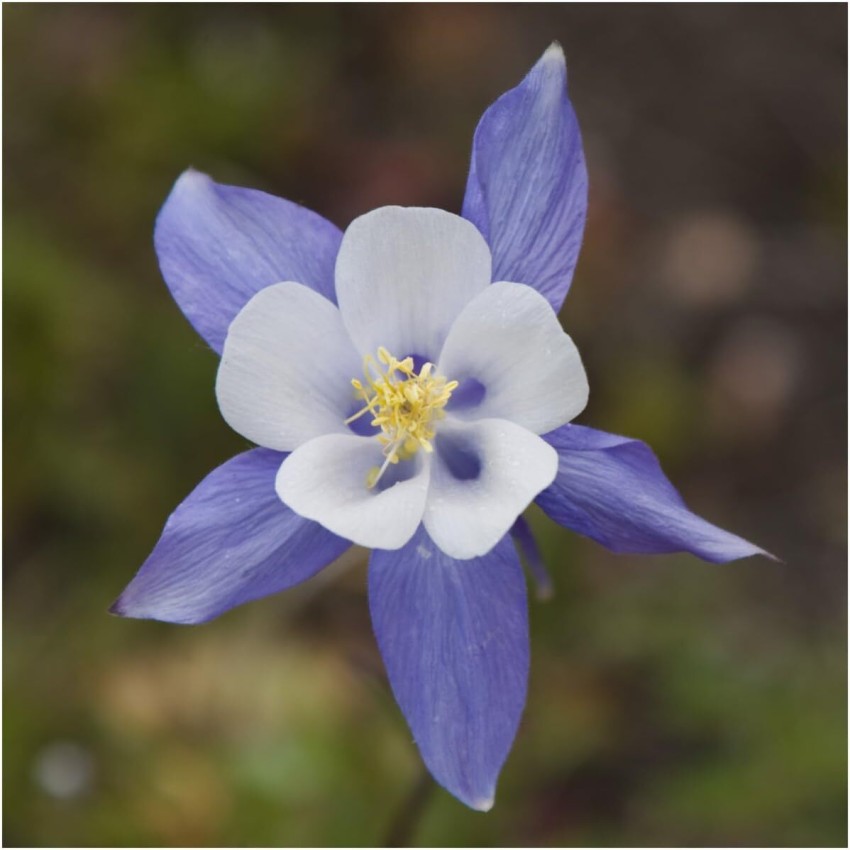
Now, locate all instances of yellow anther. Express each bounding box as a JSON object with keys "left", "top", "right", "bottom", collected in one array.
[{"left": 344, "top": 348, "right": 457, "bottom": 488}]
